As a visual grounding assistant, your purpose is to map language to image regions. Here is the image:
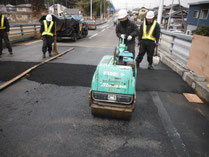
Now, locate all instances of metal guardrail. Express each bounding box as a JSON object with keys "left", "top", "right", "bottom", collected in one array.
[
  {"left": 9, "top": 23, "right": 41, "bottom": 40},
  {"left": 159, "top": 30, "right": 193, "bottom": 64}
]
